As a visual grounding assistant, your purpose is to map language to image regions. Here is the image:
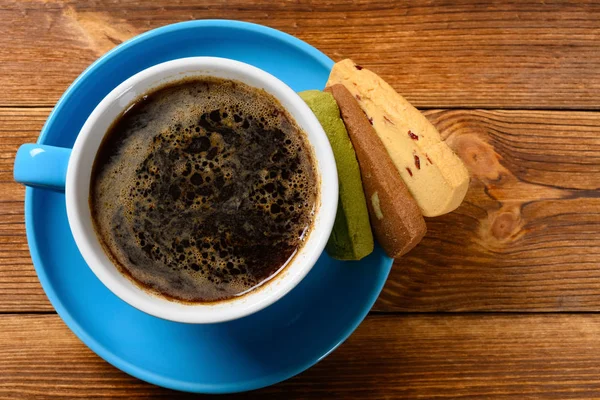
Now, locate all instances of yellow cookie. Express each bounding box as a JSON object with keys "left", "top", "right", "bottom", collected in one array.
[{"left": 327, "top": 59, "right": 469, "bottom": 217}]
